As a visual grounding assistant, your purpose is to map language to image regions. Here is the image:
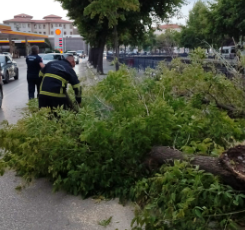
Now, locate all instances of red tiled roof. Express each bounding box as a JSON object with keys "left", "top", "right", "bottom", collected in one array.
[
  {"left": 4, "top": 18, "right": 32, "bottom": 22},
  {"left": 14, "top": 13, "right": 33, "bottom": 18},
  {"left": 43, "top": 15, "right": 62, "bottom": 19},
  {"left": 4, "top": 18, "right": 72, "bottom": 24},
  {"left": 32, "top": 19, "right": 71, "bottom": 23},
  {"left": 156, "top": 24, "right": 180, "bottom": 30}
]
